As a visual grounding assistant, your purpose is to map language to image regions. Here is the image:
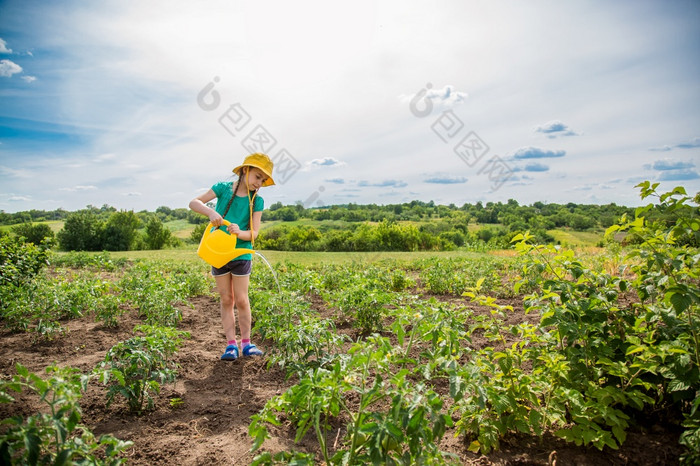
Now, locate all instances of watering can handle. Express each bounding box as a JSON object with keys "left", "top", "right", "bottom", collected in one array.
[
  {"left": 215, "top": 219, "right": 255, "bottom": 259},
  {"left": 215, "top": 219, "right": 235, "bottom": 234}
]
